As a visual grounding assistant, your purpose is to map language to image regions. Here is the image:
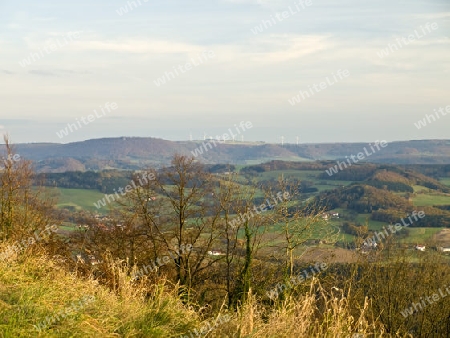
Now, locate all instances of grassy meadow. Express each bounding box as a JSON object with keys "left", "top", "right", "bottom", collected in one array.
[
  {"left": 50, "top": 188, "right": 110, "bottom": 213},
  {"left": 412, "top": 193, "right": 450, "bottom": 206},
  {"left": 440, "top": 177, "right": 450, "bottom": 186}
]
